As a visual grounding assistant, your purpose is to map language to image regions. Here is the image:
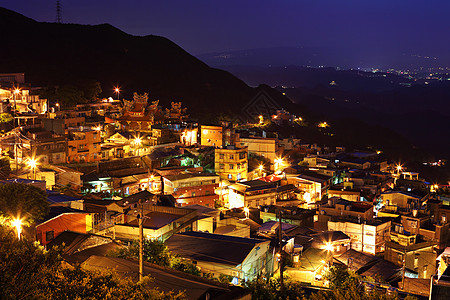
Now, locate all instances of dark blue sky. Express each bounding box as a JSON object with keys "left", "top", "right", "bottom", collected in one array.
[{"left": 1, "top": 0, "right": 449, "bottom": 58}]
